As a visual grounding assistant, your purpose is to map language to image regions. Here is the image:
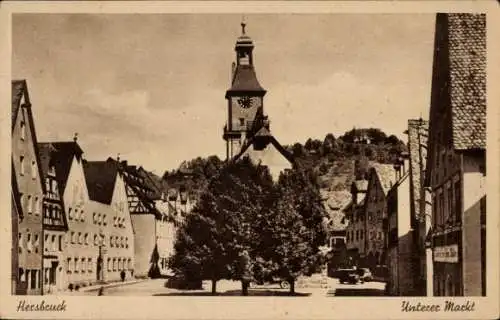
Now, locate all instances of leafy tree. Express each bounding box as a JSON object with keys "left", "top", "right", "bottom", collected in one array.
[
  {"left": 169, "top": 156, "right": 273, "bottom": 295},
  {"left": 256, "top": 166, "right": 329, "bottom": 294}
]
